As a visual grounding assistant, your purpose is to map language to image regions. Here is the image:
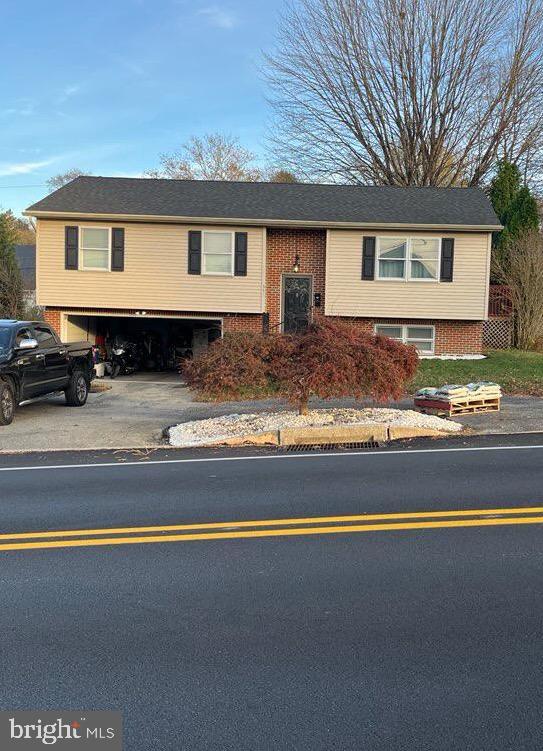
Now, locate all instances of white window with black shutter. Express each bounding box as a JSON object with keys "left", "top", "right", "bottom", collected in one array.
[
  {"left": 202, "top": 231, "right": 234, "bottom": 275},
  {"left": 189, "top": 230, "right": 248, "bottom": 277},
  {"left": 362, "top": 236, "right": 454, "bottom": 283},
  {"left": 79, "top": 227, "right": 111, "bottom": 271},
  {"left": 376, "top": 237, "right": 441, "bottom": 281},
  {"left": 66, "top": 226, "right": 125, "bottom": 272}
]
